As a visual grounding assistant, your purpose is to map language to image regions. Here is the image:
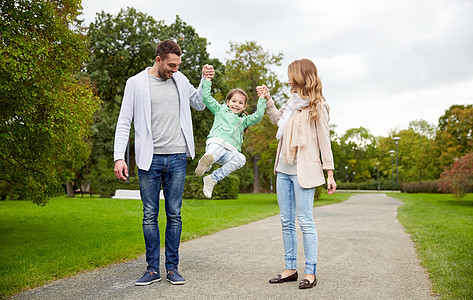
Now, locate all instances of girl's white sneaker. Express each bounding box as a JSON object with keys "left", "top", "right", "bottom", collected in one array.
[{"left": 203, "top": 175, "right": 216, "bottom": 198}]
